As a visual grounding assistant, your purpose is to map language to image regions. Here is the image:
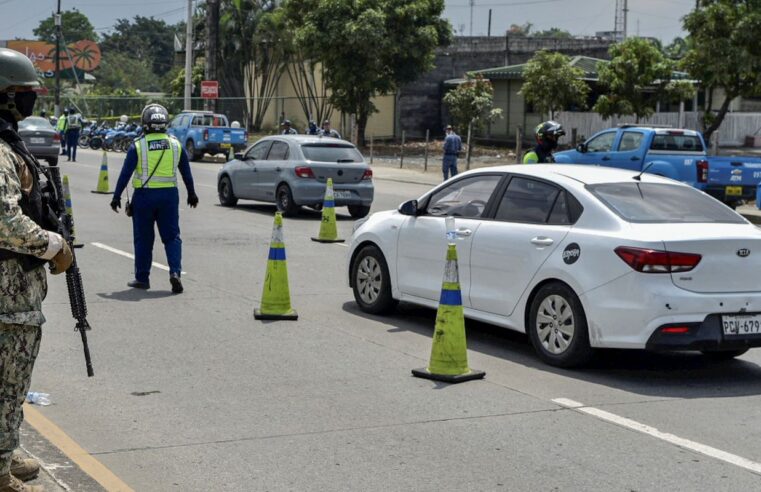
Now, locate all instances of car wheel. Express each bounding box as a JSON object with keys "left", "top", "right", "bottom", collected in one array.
[
  {"left": 701, "top": 348, "right": 749, "bottom": 360},
  {"left": 528, "top": 282, "right": 593, "bottom": 368},
  {"left": 276, "top": 184, "right": 299, "bottom": 216},
  {"left": 218, "top": 175, "right": 238, "bottom": 207},
  {"left": 186, "top": 140, "right": 200, "bottom": 161},
  {"left": 348, "top": 204, "right": 371, "bottom": 219},
  {"left": 351, "top": 245, "right": 397, "bottom": 315}
]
